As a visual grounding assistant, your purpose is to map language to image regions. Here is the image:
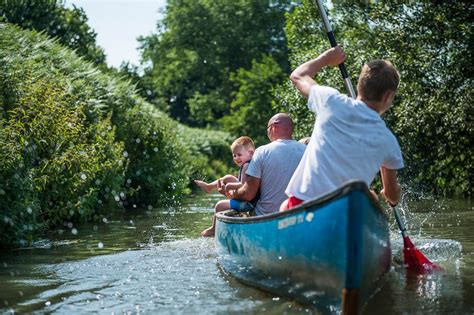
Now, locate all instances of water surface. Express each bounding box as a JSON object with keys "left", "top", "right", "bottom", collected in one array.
[{"left": 1, "top": 193, "right": 472, "bottom": 314}]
